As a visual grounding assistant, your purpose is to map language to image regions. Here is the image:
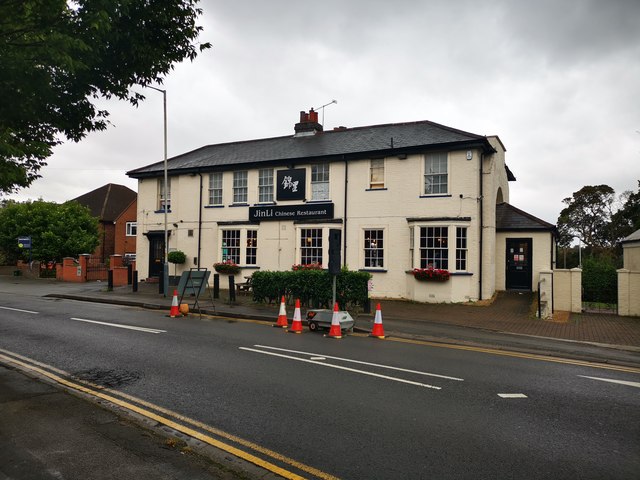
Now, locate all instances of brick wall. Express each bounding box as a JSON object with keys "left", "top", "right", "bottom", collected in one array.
[{"left": 114, "top": 200, "right": 137, "bottom": 256}]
